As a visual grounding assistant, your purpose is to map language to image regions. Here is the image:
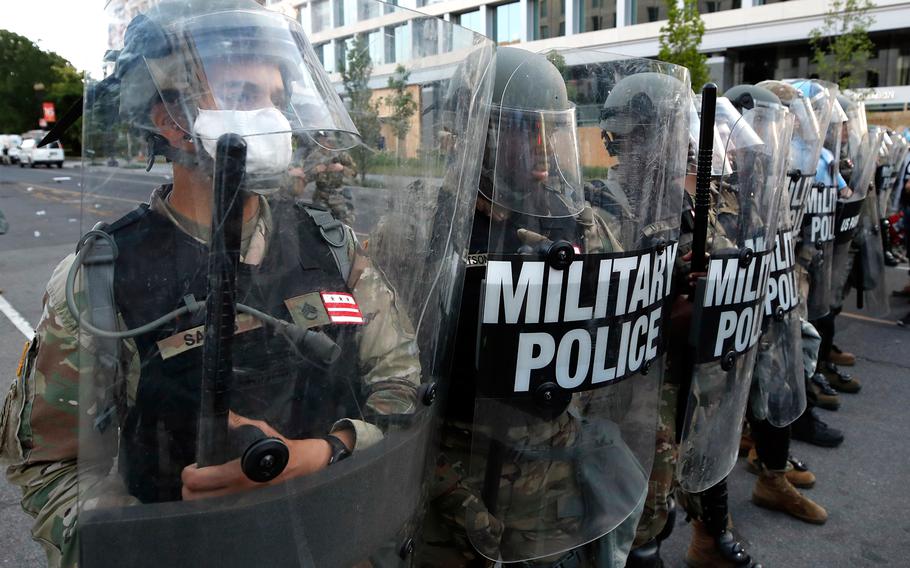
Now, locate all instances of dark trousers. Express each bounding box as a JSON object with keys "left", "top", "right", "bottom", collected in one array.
[{"left": 746, "top": 408, "right": 790, "bottom": 470}]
